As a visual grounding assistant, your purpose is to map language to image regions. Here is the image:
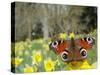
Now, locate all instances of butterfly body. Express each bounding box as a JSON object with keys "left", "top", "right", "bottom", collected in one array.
[{"left": 49, "top": 37, "right": 95, "bottom": 62}]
